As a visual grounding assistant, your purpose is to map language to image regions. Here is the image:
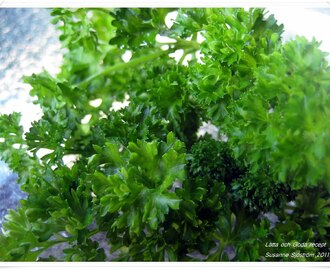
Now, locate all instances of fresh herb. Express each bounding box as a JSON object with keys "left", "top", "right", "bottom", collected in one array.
[{"left": 0, "top": 8, "right": 329, "bottom": 261}]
